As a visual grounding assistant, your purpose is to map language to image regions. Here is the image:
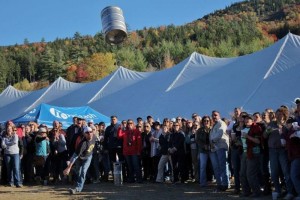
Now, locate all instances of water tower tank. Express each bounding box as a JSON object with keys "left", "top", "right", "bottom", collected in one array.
[{"left": 101, "top": 6, "right": 127, "bottom": 45}]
